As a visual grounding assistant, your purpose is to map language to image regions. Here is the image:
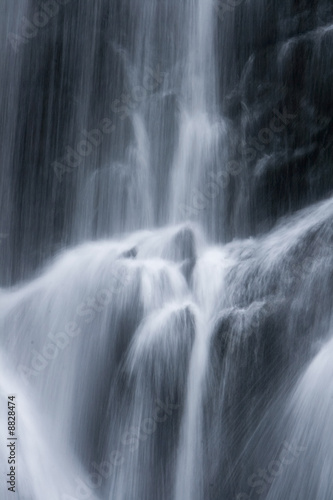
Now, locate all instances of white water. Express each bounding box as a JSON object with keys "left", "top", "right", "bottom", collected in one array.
[
  {"left": 1, "top": 195, "right": 333, "bottom": 498},
  {"left": 265, "top": 333, "right": 333, "bottom": 500},
  {"left": 1, "top": 0, "right": 333, "bottom": 499}
]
